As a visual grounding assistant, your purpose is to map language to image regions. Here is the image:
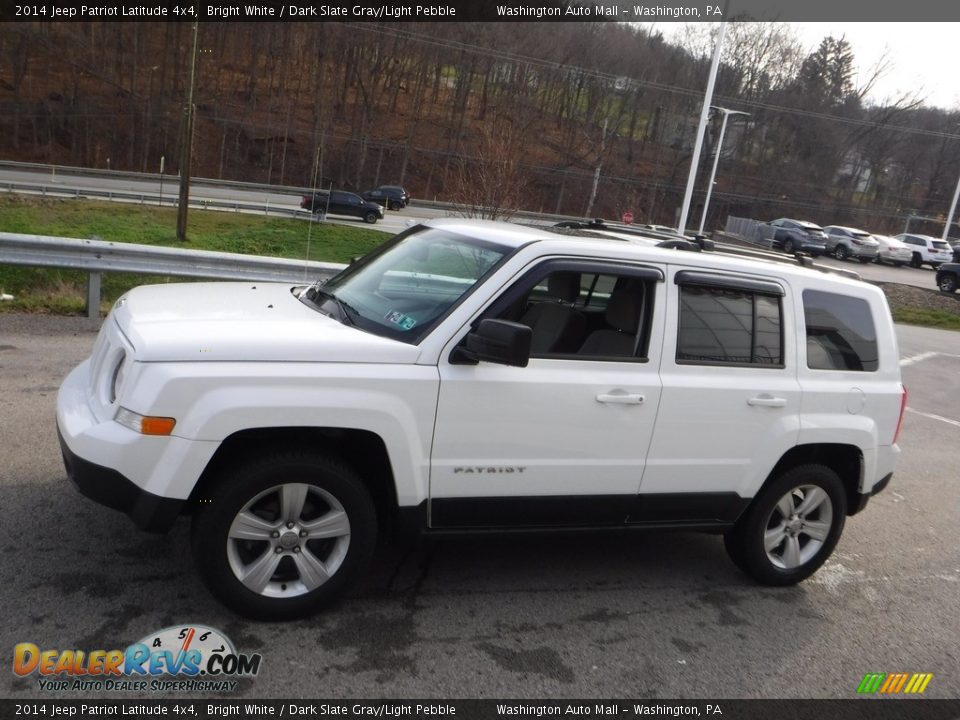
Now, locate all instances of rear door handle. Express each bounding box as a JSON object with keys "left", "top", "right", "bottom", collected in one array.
[
  {"left": 747, "top": 395, "right": 787, "bottom": 408},
  {"left": 596, "top": 392, "right": 645, "bottom": 405}
]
